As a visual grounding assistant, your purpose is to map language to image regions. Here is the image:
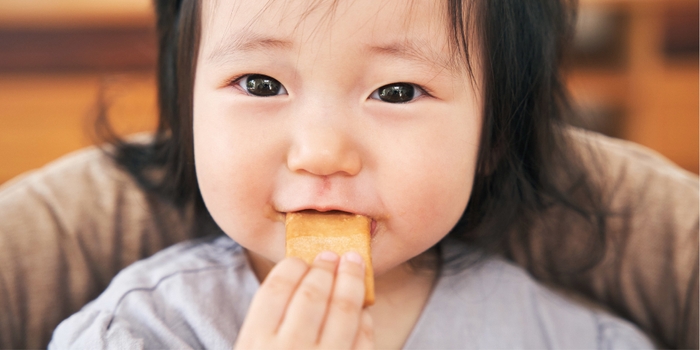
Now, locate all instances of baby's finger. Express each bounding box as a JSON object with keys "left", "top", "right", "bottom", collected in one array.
[
  {"left": 319, "top": 252, "right": 366, "bottom": 348},
  {"left": 277, "top": 251, "right": 339, "bottom": 344},
  {"left": 352, "top": 309, "right": 374, "bottom": 350},
  {"left": 239, "top": 257, "right": 308, "bottom": 337}
]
